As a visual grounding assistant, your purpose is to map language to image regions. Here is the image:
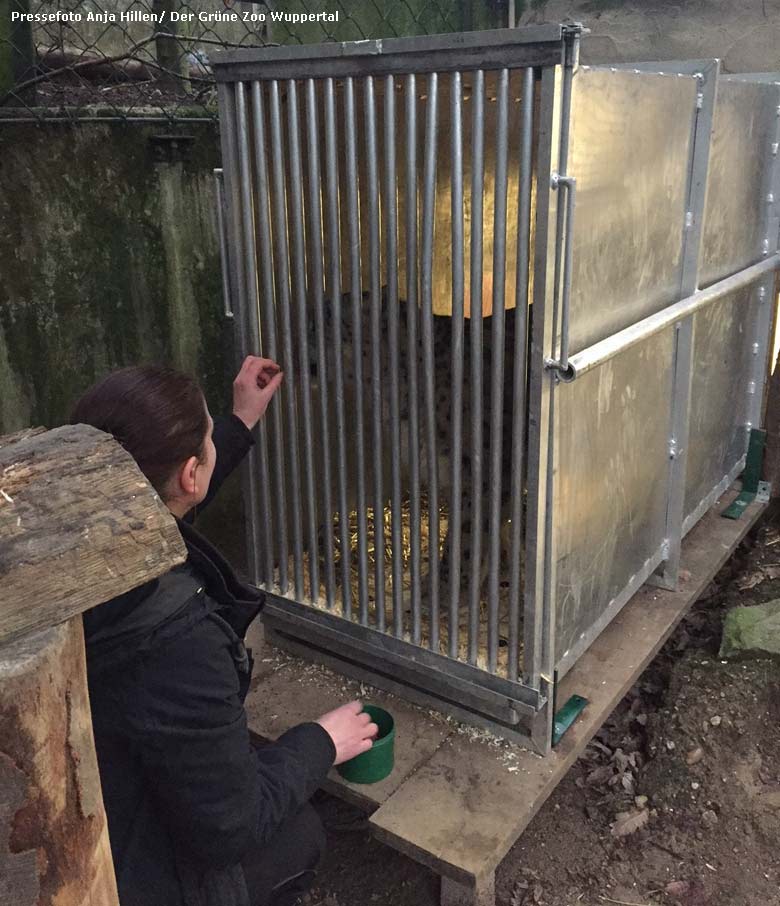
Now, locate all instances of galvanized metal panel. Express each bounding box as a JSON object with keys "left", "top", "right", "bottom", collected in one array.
[
  {"left": 699, "top": 80, "right": 778, "bottom": 288},
  {"left": 683, "top": 286, "right": 758, "bottom": 526},
  {"left": 566, "top": 68, "right": 696, "bottom": 352},
  {"left": 553, "top": 329, "right": 673, "bottom": 669}
]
